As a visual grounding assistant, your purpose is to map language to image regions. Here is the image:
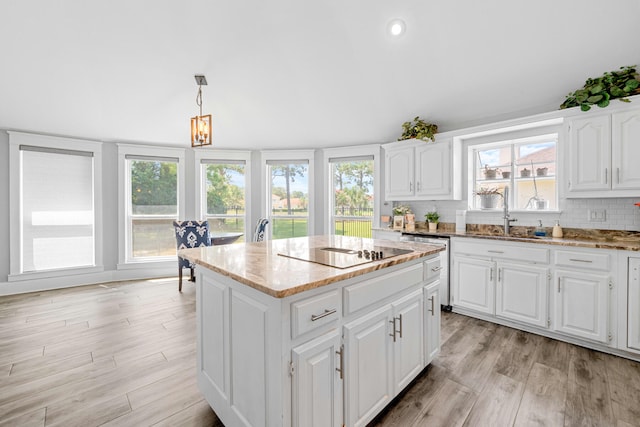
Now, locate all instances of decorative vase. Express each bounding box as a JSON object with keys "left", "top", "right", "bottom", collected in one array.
[
  {"left": 536, "top": 167, "right": 548, "bottom": 176},
  {"left": 428, "top": 222, "right": 438, "bottom": 232},
  {"left": 479, "top": 194, "right": 500, "bottom": 209},
  {"left": 521, "top": 168, "right": 531, "bottom": 177},
  {"left": 483, "top": 169, "right": 498, "bottom": 179},
  {"left": 501, "top": 171, "right": 511, "bottom": 179}
]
